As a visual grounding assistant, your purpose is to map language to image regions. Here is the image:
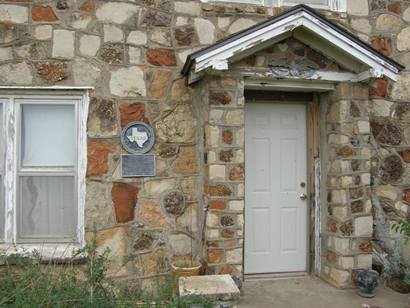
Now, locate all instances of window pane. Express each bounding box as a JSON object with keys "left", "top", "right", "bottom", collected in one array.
[
  {"left": 0, "top": 104, "right": 3, "bottom": 240},
  {"left": 21, "top": 104, "right": 75, "bottom": 167},
  {"left": 18, "top": 176, "right": 76, "bottom": 241}
]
